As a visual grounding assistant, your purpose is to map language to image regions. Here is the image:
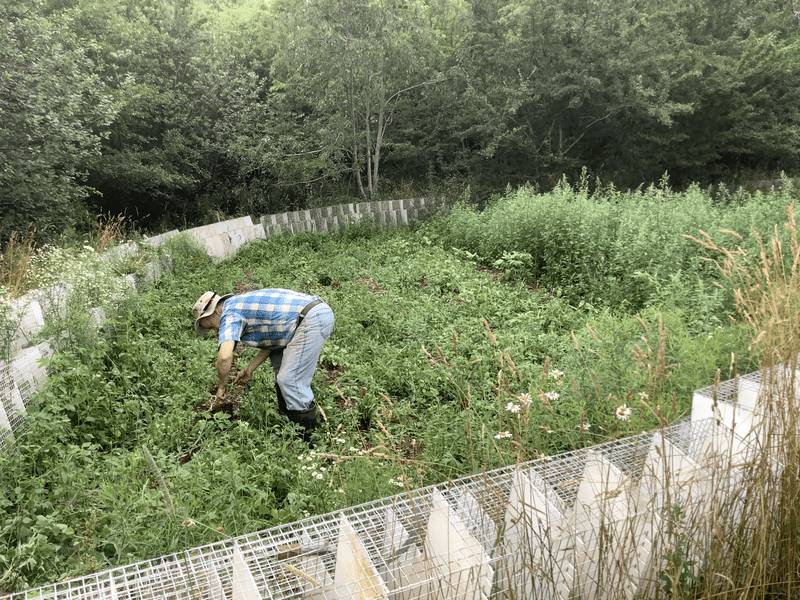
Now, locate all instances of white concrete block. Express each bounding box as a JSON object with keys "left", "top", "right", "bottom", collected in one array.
[
  {"left": 426, "top": 490, "right": 493, "bottom": 600},
  {"left": 332, "top": 515, "right": 389, "bottom": 599},
  {"left": 390, "top": 491, "right": 493, "bottom": 600},
  {"left": 186, "top": 555, "right": 225, "bottom": 600},
  {"left": 640, "top": 433, "right": 712, "bottom": 504},
  {"left": 504, "top": 467, "right": 565, "bottom": 550},
  {"left": 574, "top": 452, "right": 630, "bottom": 530},
  {"left": 456, "top": 491, "right": 498, "bottom": 555},
  {"left": 144, "top": 262, "right": 162, "bottom": 283},
  {"left": 9, "top": 295, "right": 45, "bottom": 352},
  {"left": 0, "top": 397, "right": 11, "bottom": 433},
  {"left": 379, "top": 507, "right": 421, "bottom": 592},
  {"left": 231, "top": 546, "right": 262, "bottom": 600},
  {"left": 203, "top": 236, "right": 227, "bottom": 259},
  {"left": 143, "top": 229, "right": 180, "bottom": 248},
  {"left": 228, "top": 229, "right": 251, "bottom": 253},
  {"left": 211, "top": 221, "right": 228, "bottom": 235},
  {"left": 502, "top": 468, "right": 571, "bottom": 600},
  {"left": 297, "top": 555, "right": 333, "bottom": 599},
  {"left": 33, "top": 284, "right": 68, "bottom": 321},
  {"left": 1, "top": 375, "right": 26, "bottom": 418}
]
